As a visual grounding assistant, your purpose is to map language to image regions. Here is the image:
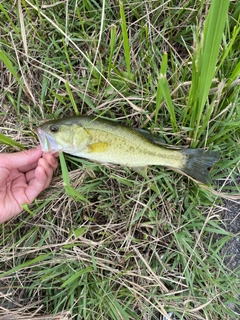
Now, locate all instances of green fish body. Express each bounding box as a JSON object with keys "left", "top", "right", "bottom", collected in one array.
[{"left": 37, "top": 115, "right": 219, "bottom": 184}]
